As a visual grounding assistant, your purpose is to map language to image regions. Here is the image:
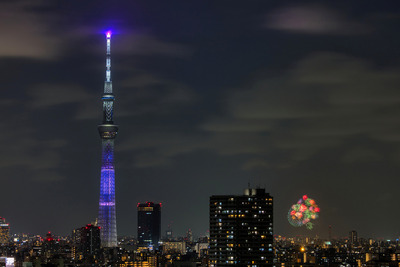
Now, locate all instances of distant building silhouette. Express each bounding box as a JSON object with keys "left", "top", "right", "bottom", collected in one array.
[
  {"left": 137, "top": 202, "right": 161, "bottom": 249},
  {"left": 349, "top": 230, "right": 358, "bottom": 245},
  {"left": 165, "top": 227, "right": 173, "bottom": 241},
  {"left": 210, "top": 188, "right": 273, "bottom": 266}
]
